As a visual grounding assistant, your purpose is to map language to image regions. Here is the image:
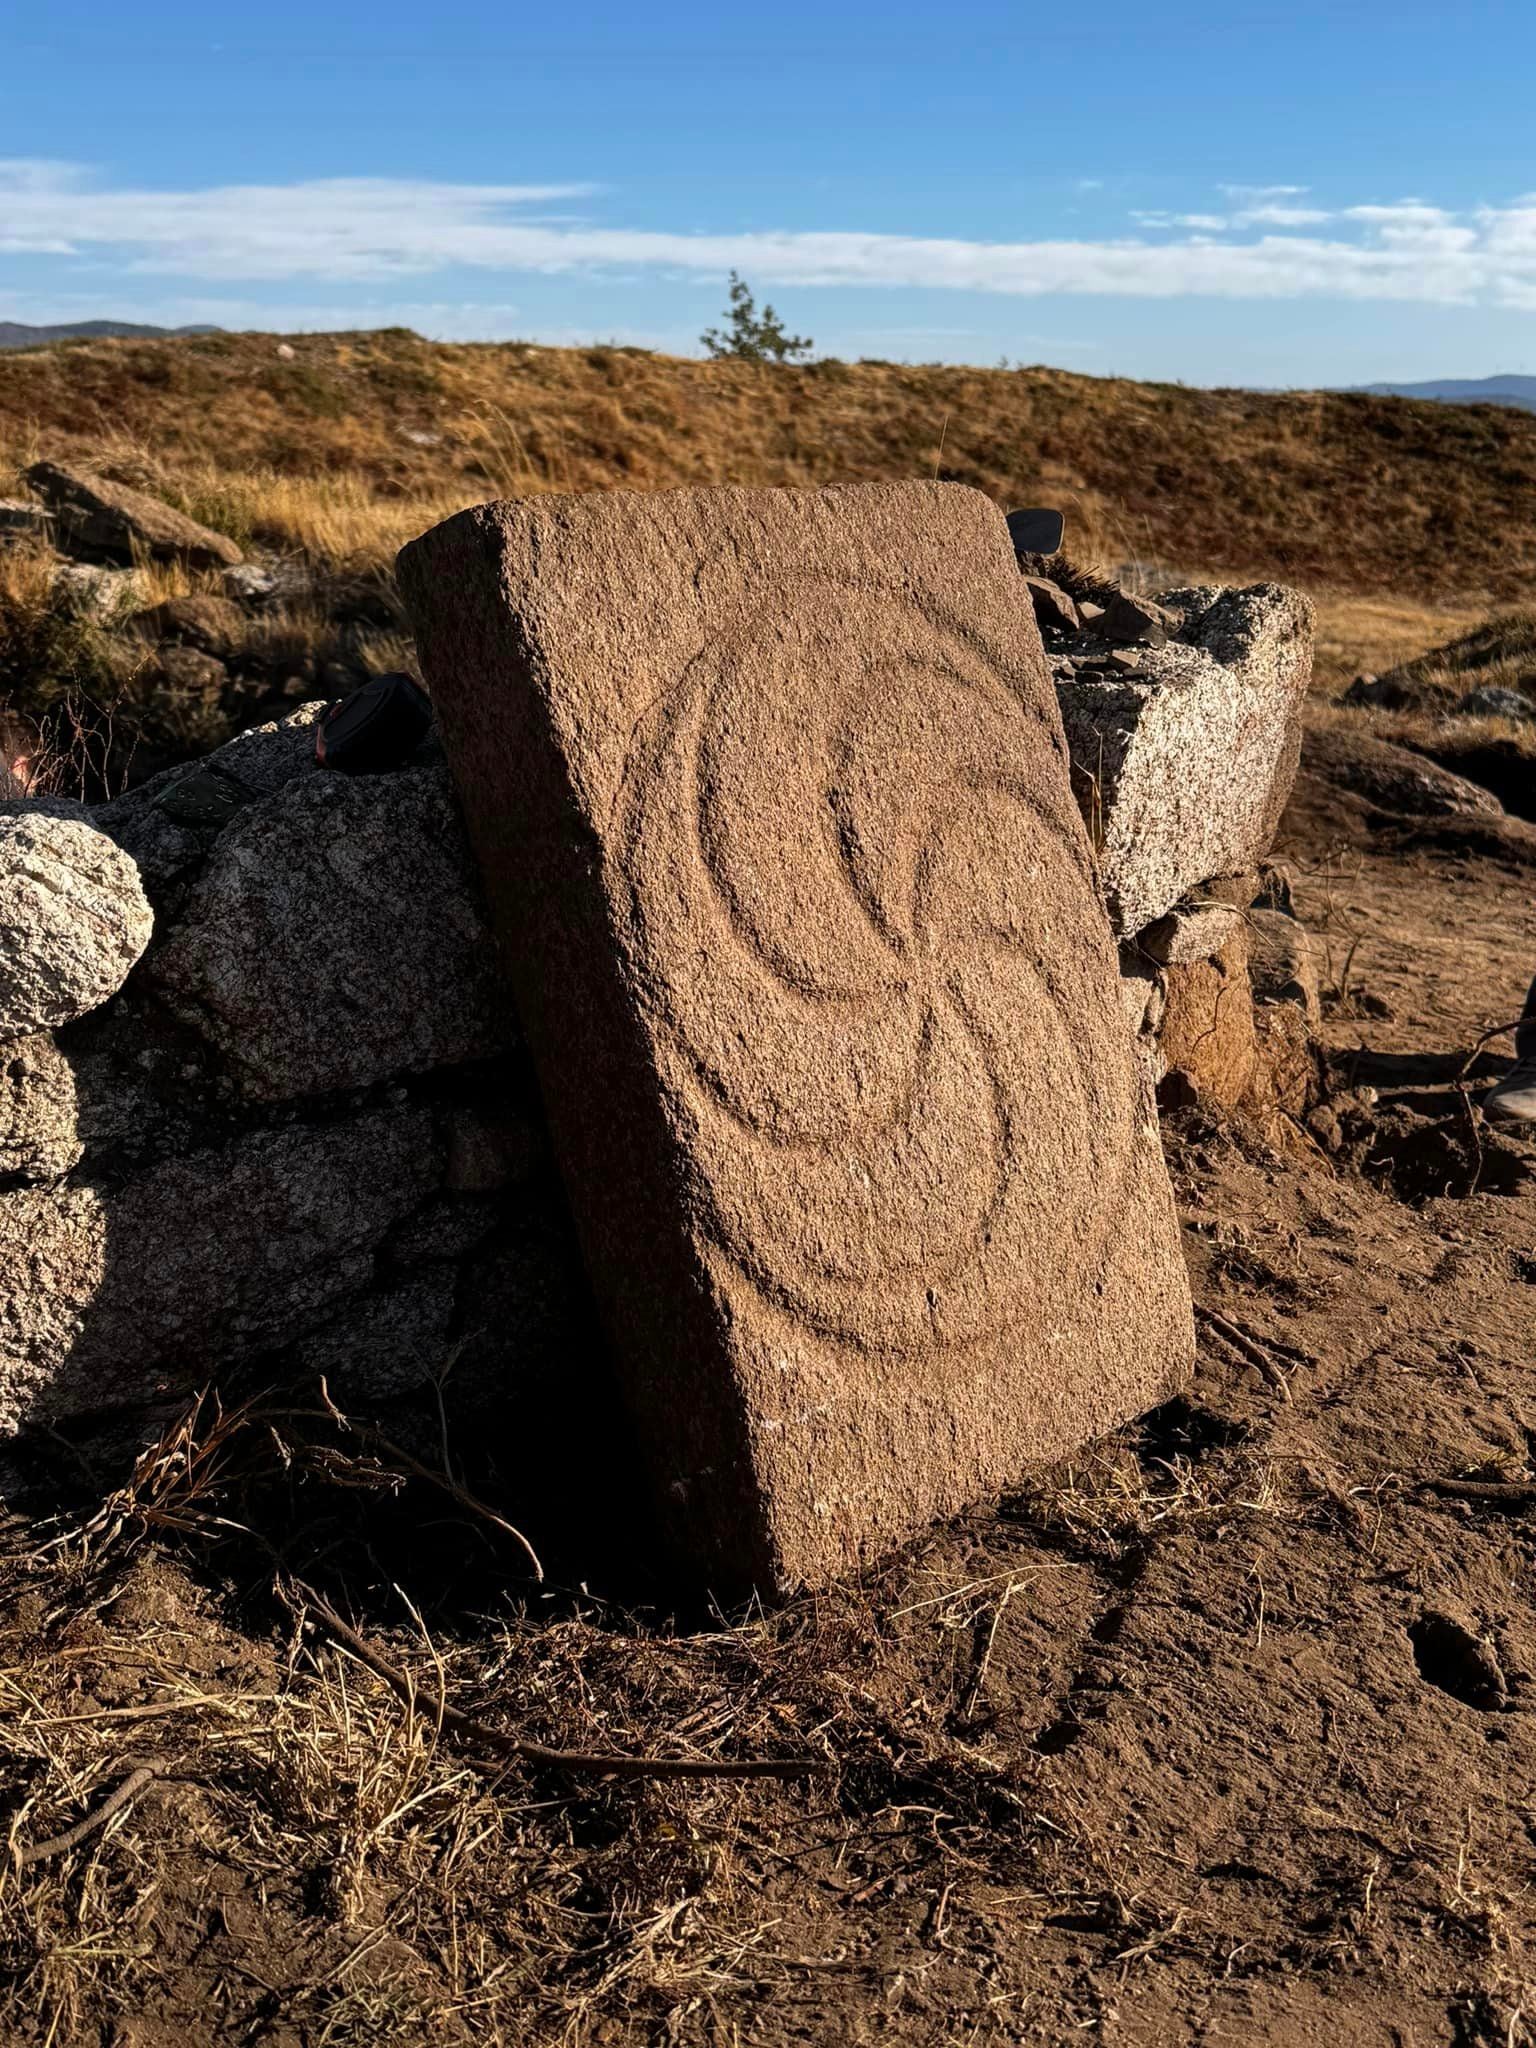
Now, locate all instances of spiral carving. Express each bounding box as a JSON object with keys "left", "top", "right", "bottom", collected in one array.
[{"left": 614, "top": 582, "right": 1138, "bottom": 1357}]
